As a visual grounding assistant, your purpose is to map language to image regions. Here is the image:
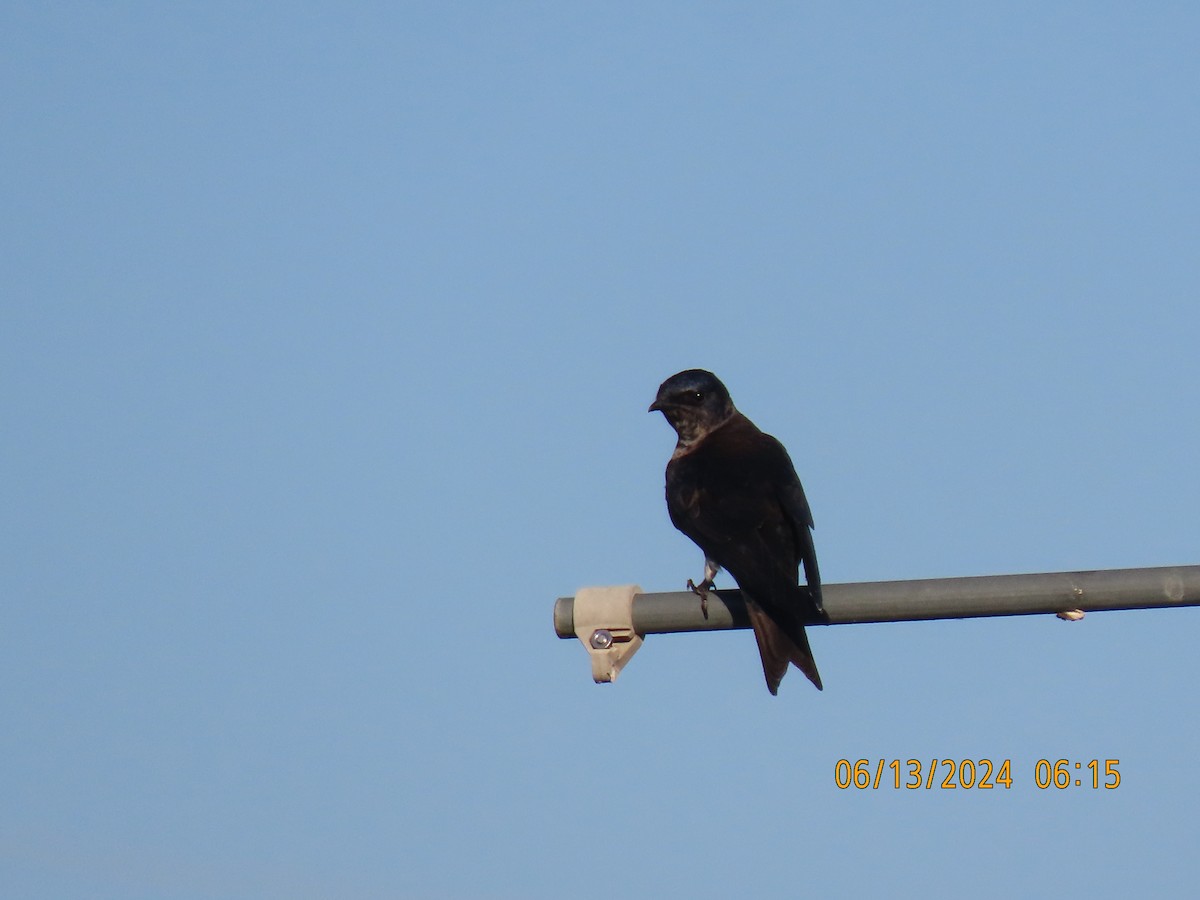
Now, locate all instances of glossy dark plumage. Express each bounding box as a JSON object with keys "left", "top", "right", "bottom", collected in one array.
[{"left": 649, "top": 369, "right": 825, "bottom": 694}]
